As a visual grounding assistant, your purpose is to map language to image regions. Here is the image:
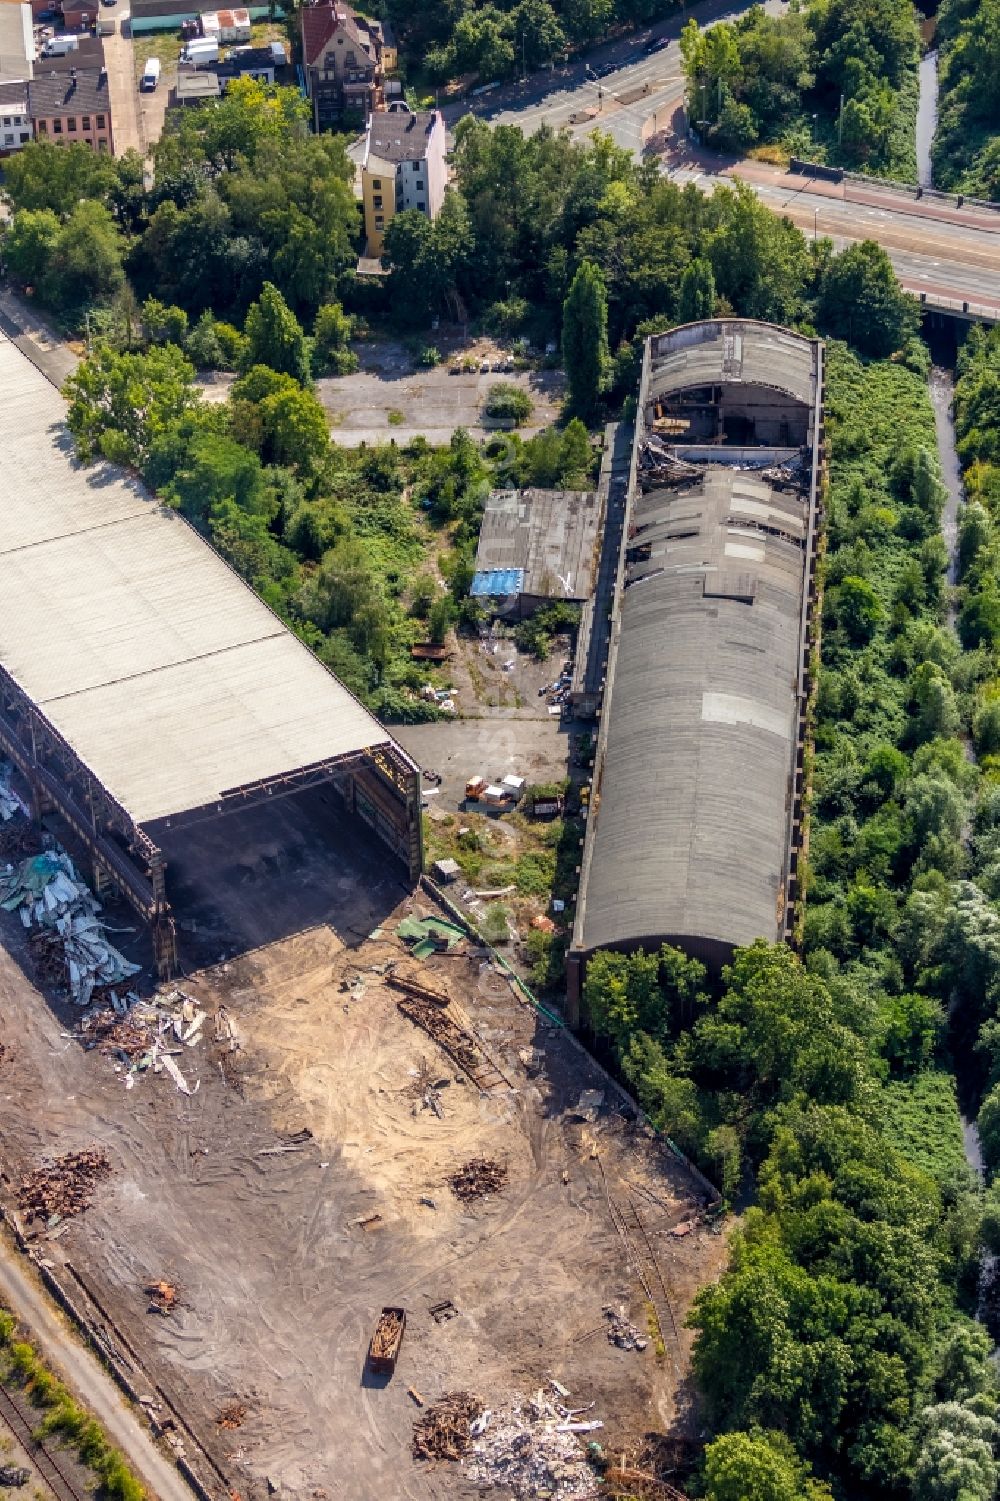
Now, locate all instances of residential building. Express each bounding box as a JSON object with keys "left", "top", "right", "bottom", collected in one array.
[
  {"left": 30, "top": 65, "right": 113, "bottom": 150},
  {"left": 59, "top": 0, "right": 96, "bottom": 29},
  {"left": 0, "top": 78, "right": 31, "bottom": 153},
  {"left": 0, "top": 0, "right": 32, "bottom": 85},
  {"left": 301, "top": 0, "right": 384, "bottom": 131},
  {"left": 361, "top": 108, "right": 446, "bottom": 258}
]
